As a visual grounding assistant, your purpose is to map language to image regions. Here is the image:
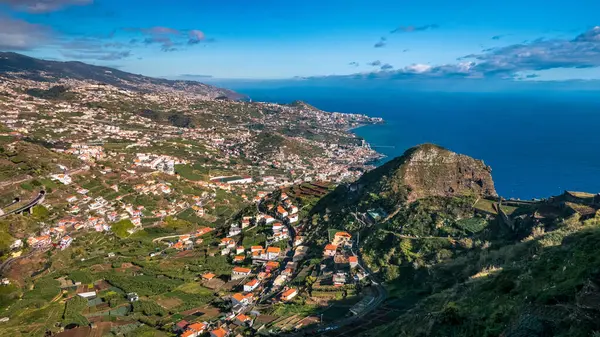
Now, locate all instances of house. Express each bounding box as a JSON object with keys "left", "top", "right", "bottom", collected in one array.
[
  {"left": 77, "top": 291, "right": 97, "bottom": 299},
  {"left": 220, "top": 238, "right": 236, "bottom": 248},
  {"left": 287, "top": 214, "right": 299, "bottom": 223},
  {"left": 66, "top": 195, "right": 78, "bottom": 203},
  {"left": 266, "top": 246, "right": 281, "bottom": 260},
  {"left": 293, "top": 246, "right": 309, "bottom": 262},
  {"left": 244, "top": 279, "right": 259, "bottom": 292},
  {"left": 333, "top": 231, "right": 352, "bottom": 246},
  {"left": 264, "top": 216, "right": 276, "bottom": 224},
  {"left": 277, "top": 206, "right": 288, "bottom": 217},
  {"left": 59, "top": 236, "right": 73, "bottom": 250},
  {"left": 27, "top": 235, "right": 51, "bottom": 249},
  {"left": 323, "top": 244, "right": 338, "bottom": 257},
  {"left": 210, "top": 327, "right": 229, "bottom": 337},
  {"left": 280, "top": 192, "right": 288, "bottom": 200},
  {"left": 273, "top": 274, "right": 287, "bottom": 287},
  {"left": 182, "top": 322, "right": 206, "bottom": 337},
  {"left": 236, "top": 246, "right": 245, "bottom": 255},
  {"left": 265, "top": 261, "right": 280, "bottom": 272},
  {"left": 126, "top": 293, "right": 139, "bottom": 302},
  {"left": 242, "top": 217, "right": 252, "bottom": 228},
  {"left": 281, "top": 288, "right": 298, "bottom": 301},
  {"left": 290, "top": 205, "right": 298, "bottom": 214},
  {"left": 272, "top": 222, "right": 284, "bottom": 232},
  {"left": 173, "top": 320, "right": 189, "bottom": 333},
  {"left": 228, "top": 225, "right": 241, "bottom": 237},
  {"left": 349, "top": 256, "right": 359, "bottom": 269},
  {"left": 233, "top": 255, "right": 245, "bottom": 263},
  {"left": 231, "top": 267, "right": 252, "bottom": 280},
  {"left": 235, "top": 313, "right": 252, "bottom": 325},
  {"left": 202, "top": 273, "right": 216, "bottom": 281},
  {"left": 231, "top": 292, "right": 254, "bottom": 306},
  {"left": 333, "top": 272, "right": 347, "bottom": 286},
  {"left": 250, "top": 246, "right": 263, "bottom": 253},
  {"left": 294, "top": 236, "right": 305, "bottom": 247}
]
